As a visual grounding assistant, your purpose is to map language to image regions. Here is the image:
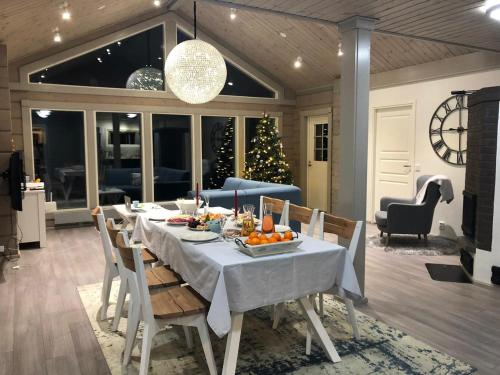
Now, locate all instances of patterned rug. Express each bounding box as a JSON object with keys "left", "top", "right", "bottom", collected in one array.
[
  {"left": 78, "top": 282, "right": 475, "bottom": 375},
  {"left": 367, "top": 235, "right": 458, "bottom": 256}
]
